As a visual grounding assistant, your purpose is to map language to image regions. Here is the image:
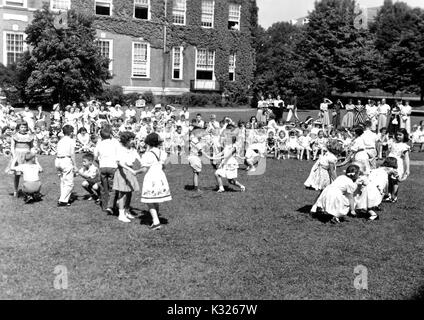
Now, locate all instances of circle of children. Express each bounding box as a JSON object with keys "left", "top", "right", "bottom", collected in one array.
[{"left": 0, "top": 95, "right": 421, "bottom": 227}]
